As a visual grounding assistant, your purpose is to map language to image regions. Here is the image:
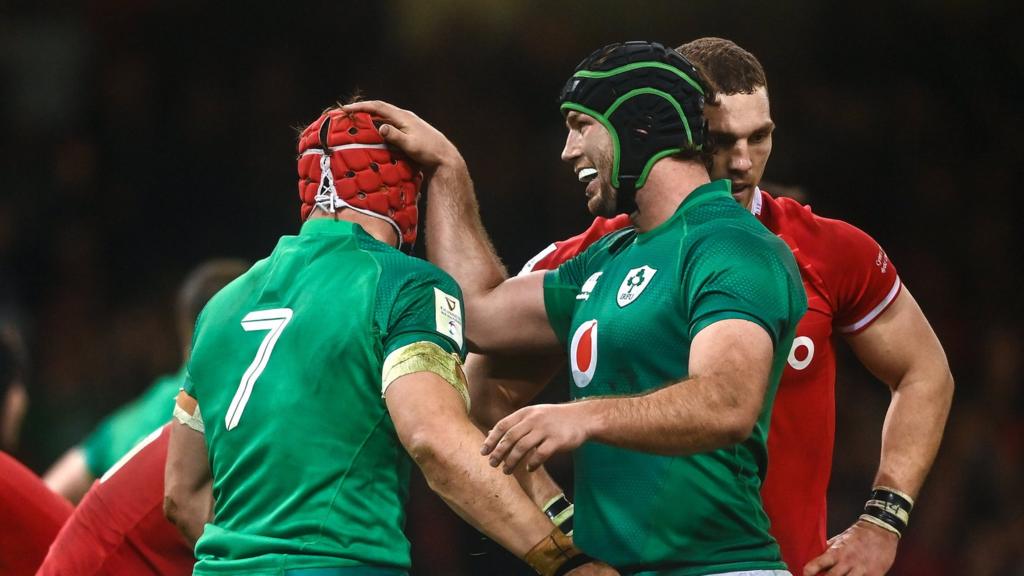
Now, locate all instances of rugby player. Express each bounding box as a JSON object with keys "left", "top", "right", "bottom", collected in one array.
[
  {"left": 479, "top": 38, "right": 954, "bottom": 576},
  {"left": 36, "top": 260, "right": 248, "bottom": 575},
  {"left": 164, "top": 107, "right": 614, "bottom": 576},
  {"left": 0, "top": 326, "right": 73, "bottom": 575},
  {"left": 347, "top": 40, "right": 807, "bottom": 575},
  {"left": 43, "top": 259, "right": 250, "bottom": 503}
]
